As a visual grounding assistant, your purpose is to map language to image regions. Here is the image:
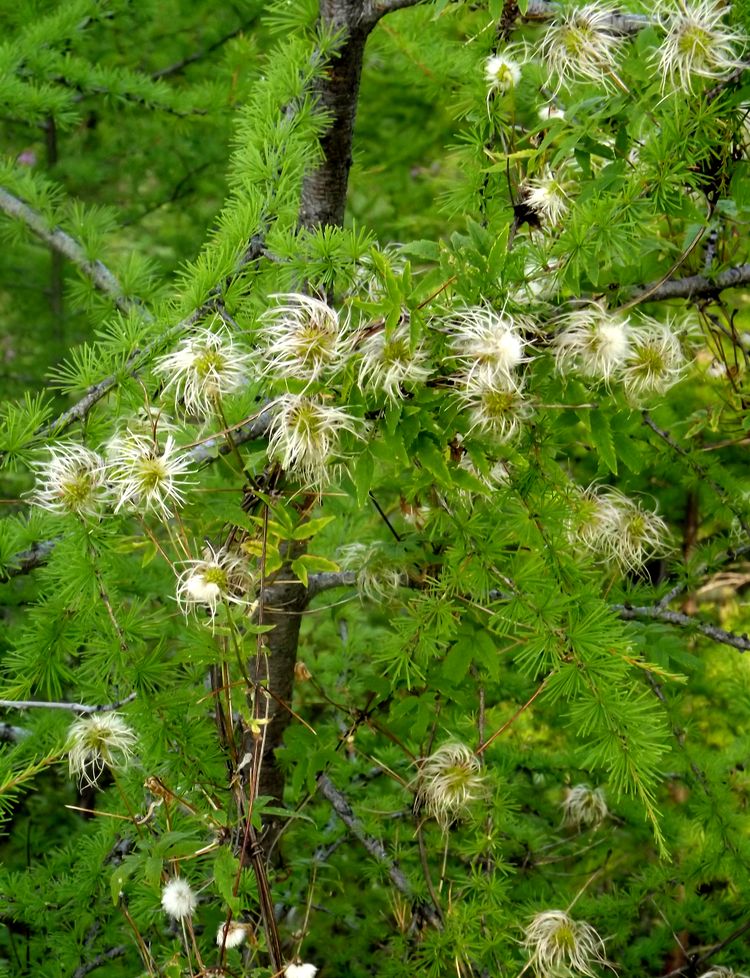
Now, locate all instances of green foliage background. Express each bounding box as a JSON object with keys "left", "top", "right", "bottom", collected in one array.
[{"left": 0, "top": 1, "right": 749, "bottom": 977}]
